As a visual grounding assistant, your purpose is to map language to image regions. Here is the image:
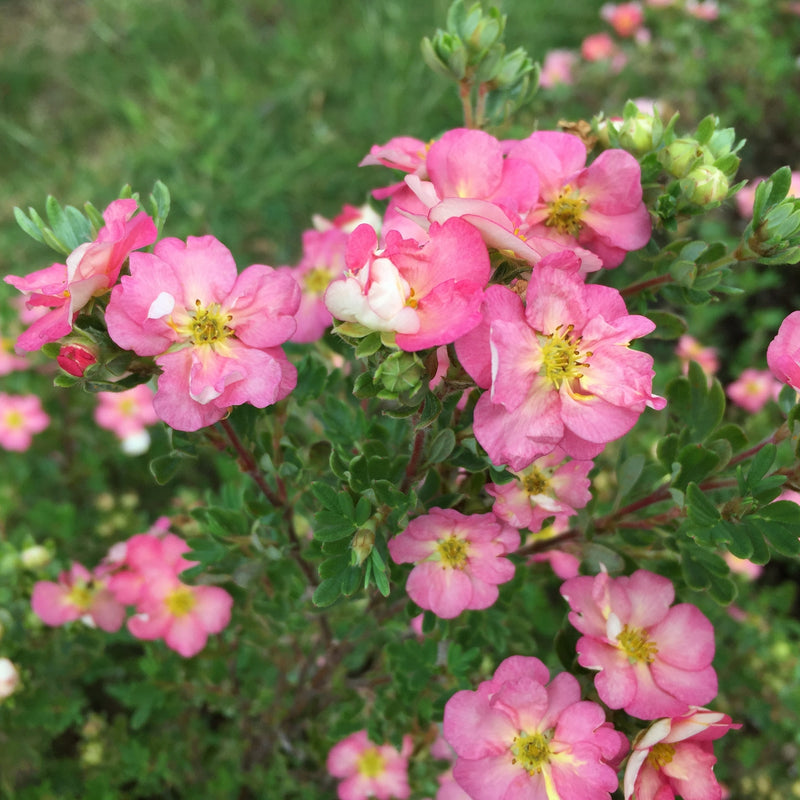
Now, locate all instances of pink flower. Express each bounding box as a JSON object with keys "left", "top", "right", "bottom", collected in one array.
[
  {"left": 32, "top": 562, "right": 126, "bottom": 632},
  {"left": 95, "top": 384, "right": 160, "bottom": 439},
  {"left": 581, "top": 31, "right": 618, "bottom": 61},
  {"left": 623, "top": 709, "right": 740, "bottom": 800},
  {"left": 327, "top": 730, "right": 413, "bottom": 800},
  {"left": 105, "top": 235, "right": 300, "bottom": 431},
  {"left": 601, "top": 3, "right": 645, "bottom": 37},
  {"left": 443, "top": 655, "right": 628, "bottom": 800},
  {"left": 109, "top": 532, "right": 233, "bottom": 657},
  {"left": 560, "top": 569, "right": 718, "bottom": 719},
  {"left": 5, "top": 199, "right": 157, "bottom": 352},
  {"left": 487, "top": 448, "right": 592, "bottom": 532},
  {"left": 767, "top": 310, "right": 800, "bottom": 392},
  {"left": 0, "top": 337, "right": 28, "bottom": 375},
  {"left": 676, "top": 334, "right": 719, "bottom": 377},
  {"left": 510, "top": 131, "right": 652, "bottom": 268},
  {"left": 387, "top": 508, "right": 519, "bottom": 619},
  {"left": 455, "top": 254, "right": 664, "bottom": 469},
  {"left": 723, "top": 553, "right": 762, "bottom": 581},
  {"left": 530, "top": 549, "right": 581, "bottom": 580},
  {"left": 539, "top": 49, "right": 578, "bottom": 89},
  {"left": 0, "top": 393, "right": 50, "bottom": 451},
  {"left": 360, "top": 135, "right": 430, "bottom": 200},
  {"left": 726, "top": 368, "right": 782, "bottom": 413},
  {"left": 324, "top": 218, "right": 490, "bottom": 351}
]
